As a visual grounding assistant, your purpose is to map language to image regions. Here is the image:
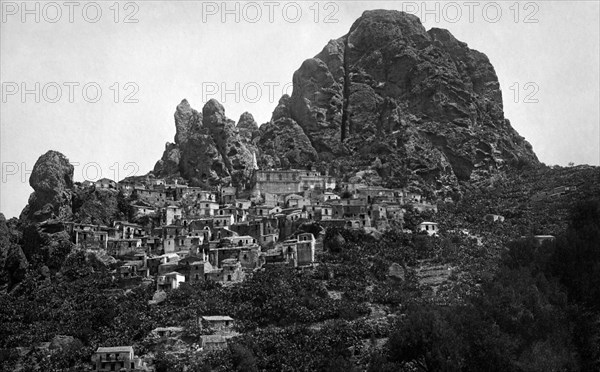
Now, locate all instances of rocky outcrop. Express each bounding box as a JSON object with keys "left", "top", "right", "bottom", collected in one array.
[
  {"left": 0, "top": 213, "right": 28, "bottom": 288},
  {"left": 13, "top": 151, "right": 77, "bottom": 281},
  {"left": 237, "top": 112, "right": 259, "bottom": 140},
  {"left": 154, "top": 99, "right": 256, "bottom": 188},
  {"left": 253, "top": 95, "right": 319, "bottom": 169},
  {"left": 286, "top": 10, "right": 538, "bottom": 185},
  {"left": 20, "top": 151, "right": 74, "bottom": 223},
  {"left": 256, "top": 117, "right": 318, "bottom": 169}
]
